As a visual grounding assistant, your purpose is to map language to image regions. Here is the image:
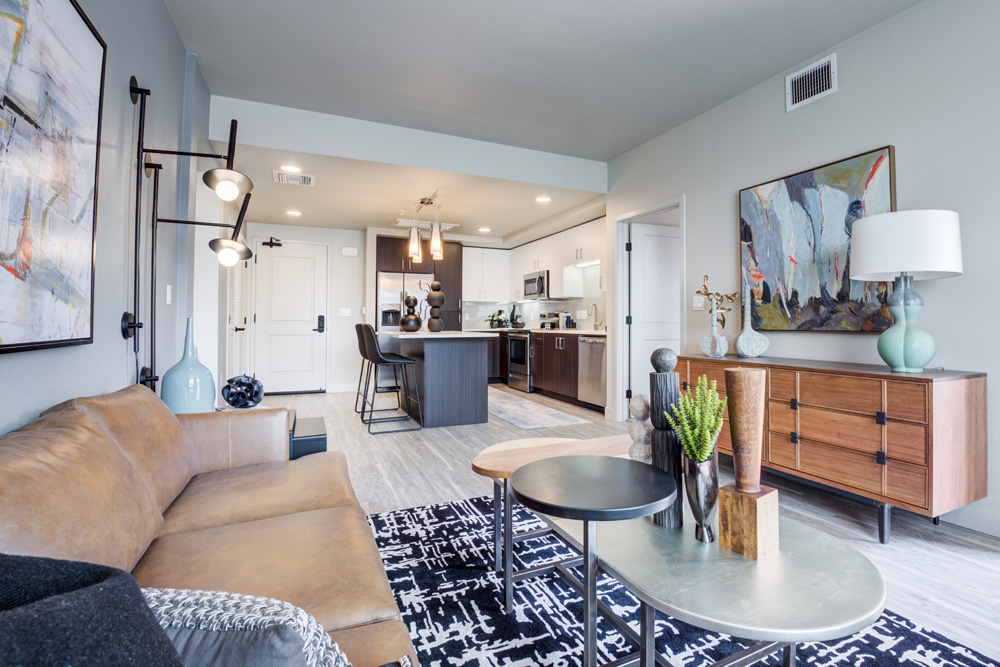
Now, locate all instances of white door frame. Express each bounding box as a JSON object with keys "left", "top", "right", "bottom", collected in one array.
[
  {"left": 613, "top": 195, "right": 687, "bottom": 422},
  {"left": 248, "top": 236, "right": 332, "bottom": 393}
]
